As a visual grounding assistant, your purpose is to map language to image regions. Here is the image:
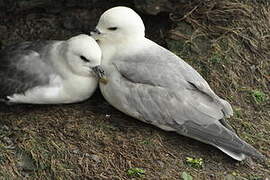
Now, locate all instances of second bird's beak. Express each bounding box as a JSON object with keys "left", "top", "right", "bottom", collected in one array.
[
  {"left": 90, "top": 28, "right": 101, "bottom": 36},
  {"left": 90, "top": 28, "right": 101, "bottom": 42},
  {"left": 92, "top": 65, "right": 108, "bottom": 84}
]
